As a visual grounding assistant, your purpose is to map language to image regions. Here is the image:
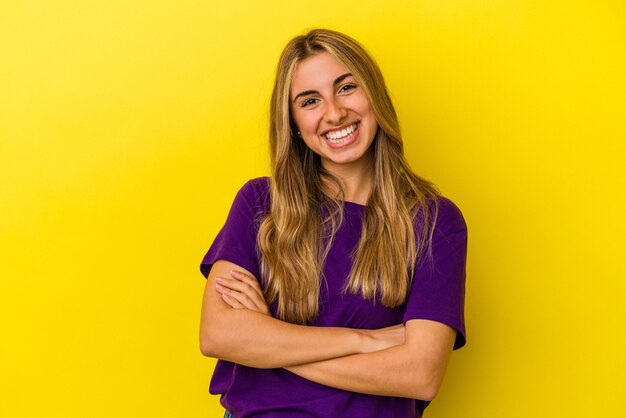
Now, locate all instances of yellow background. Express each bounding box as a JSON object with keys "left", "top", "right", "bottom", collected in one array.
[{"left": 1, "top": 1, "right": 625, "bottom": 417}]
